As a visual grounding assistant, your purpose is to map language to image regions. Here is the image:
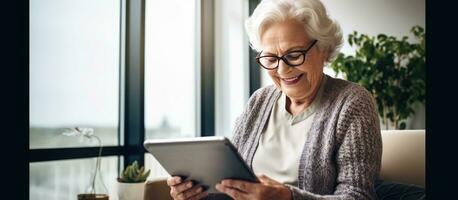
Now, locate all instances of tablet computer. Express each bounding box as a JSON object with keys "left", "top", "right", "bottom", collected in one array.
[{"left": 143, "top": 136, "right": 259, "bottom": 193}]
